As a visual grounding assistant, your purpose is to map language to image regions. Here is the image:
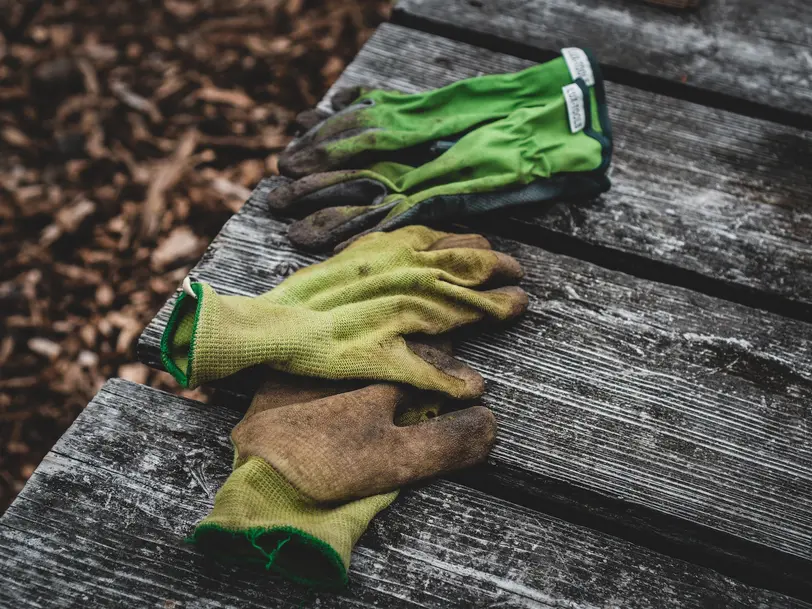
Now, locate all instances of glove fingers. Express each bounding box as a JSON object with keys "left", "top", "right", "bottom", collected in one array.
[
  {"left": 233, "top": 382, "right": 493, "bottom": 502},
  {"left": 385, "top": 337, "right": 484, "bottom": 399},
  {"left": 279, "top": 106, "right": 370, "bottom": 177},
  {"left": 405, "top": 339, "right": 485, "bottom": 398},
  {"left": 474, "top": 285, "right": 530, "bottom": 321},
  {"left": 267, "top": 172, "right": 386, "bottom": 216},
  {"left": 245, "top": 336, "right": 454, "bottom": 419},
  {"left": 293, "top": 108, "right": 332, "bottom": 133},
  {"left": 418, "top": 247, "right": 524, "bottom": 288},
  {"left": 330, "top": 86, "right": 365, "bottom": 111},
  {"left": 393, "top": 283, "right": 528, "bottom": 337},
  {"left": 395, "top": 405, "right": 496, "bottom": 482},
  {"left": 291, "top": 88, "right": 364, "bottom": 135},
  {"left": 427, "top": 233, "right": 493, "bottom": 252},
  {"left": 288, "top": 200, "right": 399, "bottom": 252},
  {"left": 343, "top": 225, "right": 470, "bottom": 256},
  {"left": 246, "top": 371, "right": 363, "bottom": 419}
]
